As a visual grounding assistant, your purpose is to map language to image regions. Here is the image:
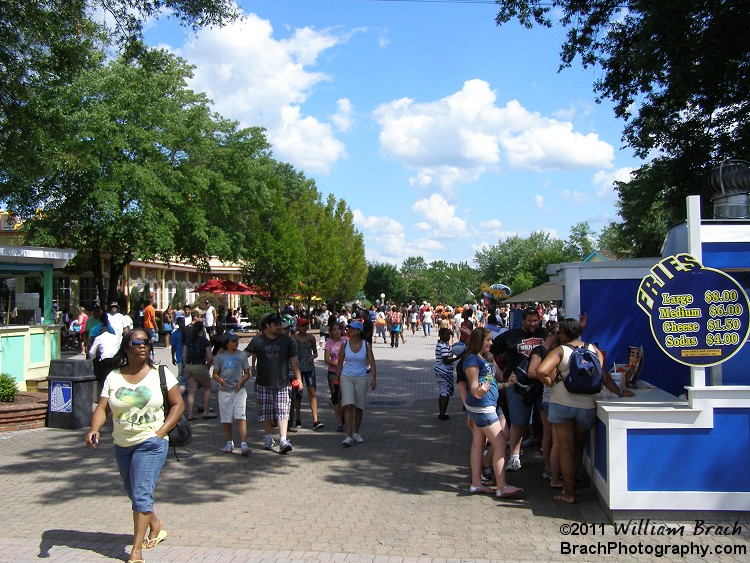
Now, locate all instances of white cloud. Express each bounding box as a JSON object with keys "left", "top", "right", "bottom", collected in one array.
[
  {"left": 373, "top": 79, "right": 615, "bottom": 193},
  {"left": 331, "top": 98, "right": 353, "bottom": 132},
  {"left": 173, "top": 13, "right": 346, "bottom": 173},
  {"left": 411, "top": 194, "right": 470, "bottom": 238},
  {"left": 353, "top": 208, "right": 448, "bottom": 264},
  {"left": 592, "top": 167, "right": 634, "bottom": 200},
  {"left": 534, "top": 195, "right": 544, "bottom": 209},
  {"left": 561, "top": 189, "right": 589, "bottom": 204}
]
